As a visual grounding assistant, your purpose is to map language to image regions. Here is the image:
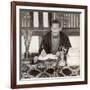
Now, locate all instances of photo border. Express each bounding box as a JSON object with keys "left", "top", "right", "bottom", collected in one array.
[{"left": 11, "top": 1, "right": 88, "bottom": 89}]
